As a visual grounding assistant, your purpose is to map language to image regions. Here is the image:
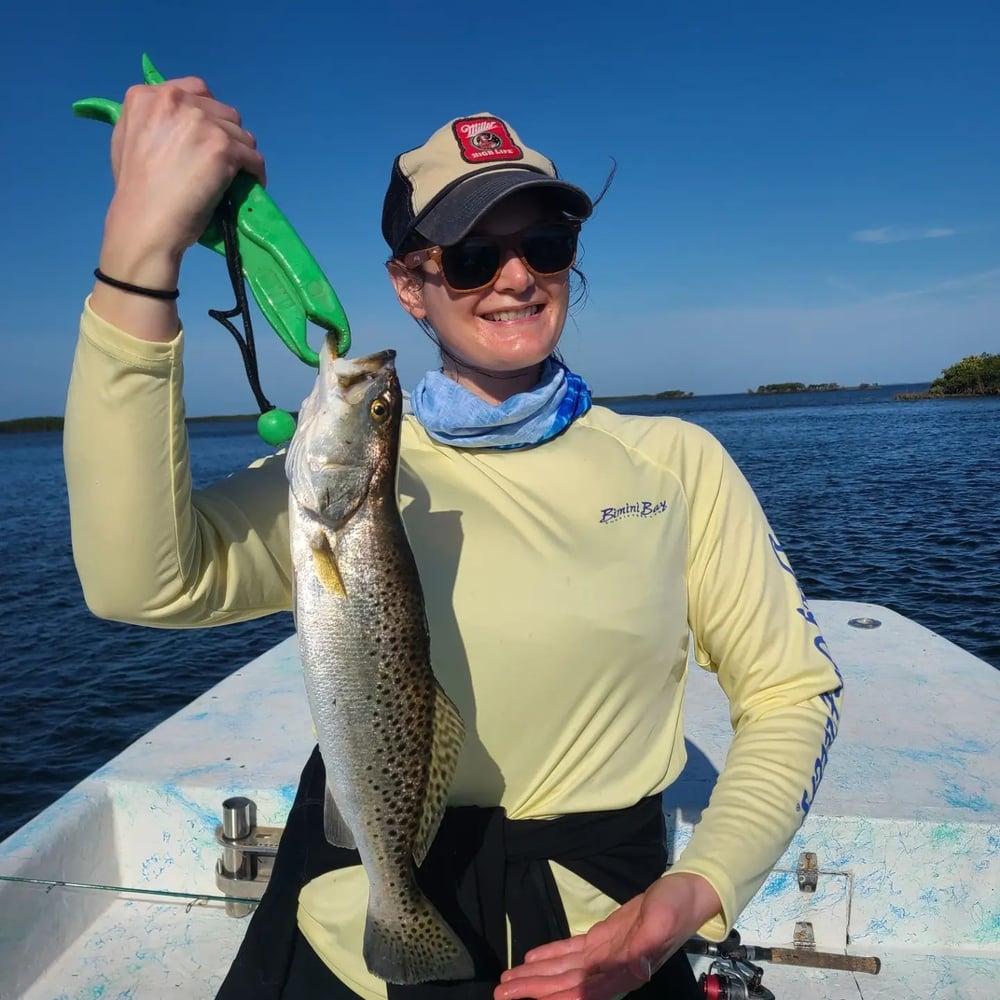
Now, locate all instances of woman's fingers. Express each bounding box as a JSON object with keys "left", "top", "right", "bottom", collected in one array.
[
  {"left": 214, "top": 118, "right": 266, "bottom": 185},
  {"left": 499, "top": 951, "right": 584, "bottom": 982},
  {"left": 104, "top": 77, "right": 268, "bottom": 264},
  {"left": 520, "top": 935, "right": 587, "bottom": 964},
  {"left": 496, "top": 966, "right": 642, "bottom": 1000}
]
